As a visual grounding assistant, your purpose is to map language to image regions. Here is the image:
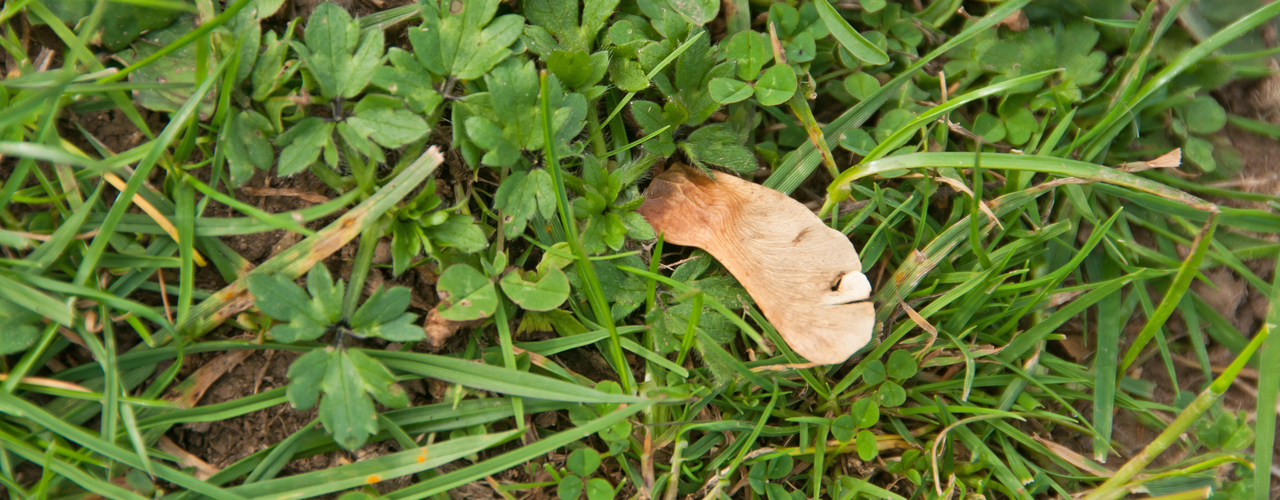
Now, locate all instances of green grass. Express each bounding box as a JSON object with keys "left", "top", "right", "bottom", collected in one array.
[{"left": 1, "top": 0, "right": 1279, "bottom": 499}]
